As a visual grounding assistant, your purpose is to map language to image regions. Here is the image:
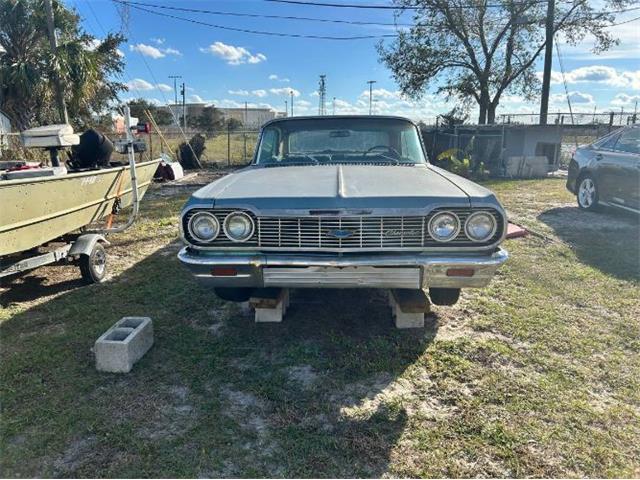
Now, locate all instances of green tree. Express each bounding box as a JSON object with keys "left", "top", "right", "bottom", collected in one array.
[
  {"left": 127, "top": 98, "right": 173, "bottom": 126},
  {"left": 378, "top": 0, "right": 631, "bottom": 124},
  {"left": 188, "top": 106, "right": 224, "bottom": 134},
  {"left": 226, "top": 117, "right": 243, "bottom": 131},
  {"left": 0, "top": 0, "right": 125, "bottom": 130}
]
